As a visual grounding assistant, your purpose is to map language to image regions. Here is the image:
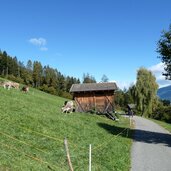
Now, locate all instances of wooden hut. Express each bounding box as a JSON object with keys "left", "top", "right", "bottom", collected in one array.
[{"left": 70, "top": 82, "right": 117, "bottom": 113}]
